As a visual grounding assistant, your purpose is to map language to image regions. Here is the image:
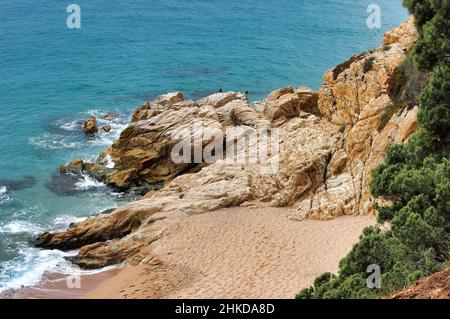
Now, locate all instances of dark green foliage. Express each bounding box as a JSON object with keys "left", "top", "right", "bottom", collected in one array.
[
  {"left": 417, "top": 65, "right": 450, "bottom": 148},
  {"left": 297, "top": 1, "right": 450, "bottom": 299},
  {"left": 403, "top": 0, "right": 450, "bottom": 71}
]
